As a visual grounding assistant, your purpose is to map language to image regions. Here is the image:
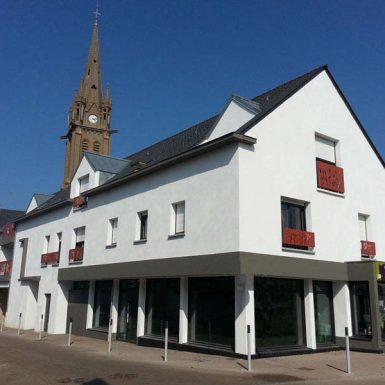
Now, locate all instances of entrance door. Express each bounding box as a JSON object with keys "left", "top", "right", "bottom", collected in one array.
[
  {"left": 44, "top": 294, "right": 51, "bottom": 332},
  {"left": 117, "top": 280, "right": 139, "bottom": 341},
  {"left": 313, "top": 281, "right": 335, "bottom": 345}
]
